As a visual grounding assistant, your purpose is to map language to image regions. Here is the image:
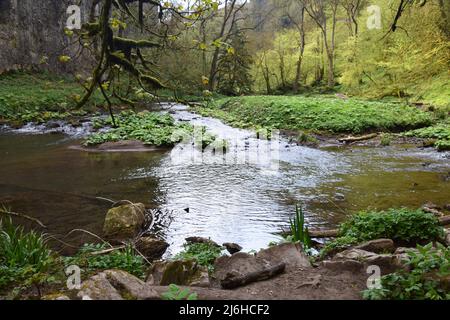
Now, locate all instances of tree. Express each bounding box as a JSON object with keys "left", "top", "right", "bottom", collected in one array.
[
  {"left": 72, "top": 0, "right": 219, "bottom": 120},
  {"left": 304, "top": 0, "right": 339, "bottom": 87},
  {"left": 217, "top": 28, "right": 253, "bottom": 95}
]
